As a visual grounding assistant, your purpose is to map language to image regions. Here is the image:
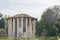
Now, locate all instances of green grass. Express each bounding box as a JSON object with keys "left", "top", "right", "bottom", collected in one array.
[{"left": 0, "top": 37, "right": 58, "bottom": 40}]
